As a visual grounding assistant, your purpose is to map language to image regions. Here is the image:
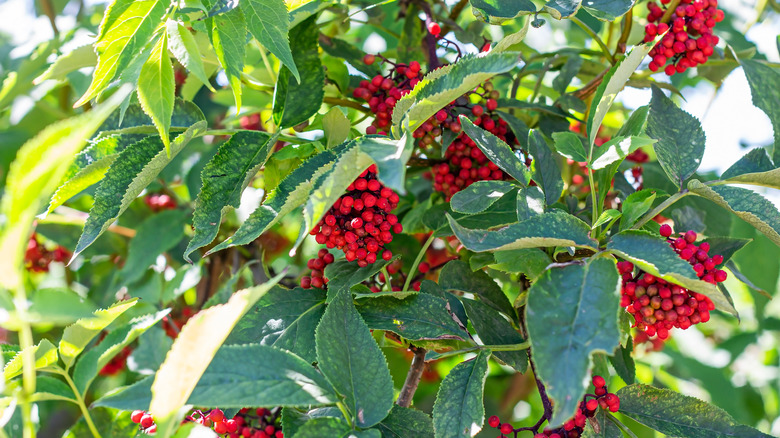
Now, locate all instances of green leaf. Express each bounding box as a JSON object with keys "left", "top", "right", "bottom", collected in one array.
[
  {"left": 26, "top": 289, "right": 97, "bottom": 326},
  {"left": 59, "top": 298, "right": 138, "bottom": 369},
  {"left": 544, "top": 0, "right": 581, "bottom": 19},
  {"left": 469, "top": 0, "right": 536, "bottom": 24},
  {"left": 497, "top": 110, "right": 530, "bottom": 147},
  {"left": 516, "top": 186, "right": 546, "bottom": 221},
  {"left": 492, "top": 19, "right": 531, "bottom": 53},
  {"left": 552, "top": 131, "right": 588, "bottom": 162},
  {"left": 459, "top": 116, "right": 531, "bottom": 185},
  {"left": 608, "top": 337, "right": 635, "bottom": 385},
  {"left": 587, "top": 43, "right": 655, "bottom": 149},
  {"left": 4, "top": 339, "right": 58, "bottom": 380},
  {"left": 0, "top": 87, "right": 129, "bottom": 291},
  {"left": 553, "top": 56, "right": 584, "bottom": 93},
  {"left": 323, "top": 107, "right": 351, "bottom": 148},
  {"left": 646, "top": 86, "right": 706, "bottom": 188},
  {"left": 526, "top": 257, "right": 621, "bottom": 426},
  {"left": 226, "top": 286, "right": 326, "bottom": 363},
  {"left": 440, "top": 260, "right": 515, "bottom": 320},
  {"left": 209, "top": 7, "right": 246, "bottom": 112},
  {"left": 127, "top": 327, "right": 172, "bottom": 375},
  {"left": 491, "top": 248, "right": 552, "bottom": 280},
  {"left": 528, "top": 130, "right": 564, "bottom": 206},
  {"left": 448, "top": 211, "right": 598, "bottom": 252},
  {"left": 295, "top": 417, "right": 352, "bottom": 438},
  {"left": 582, "top": 409, "right": 623, "bottom": 438},
  {"left": 688, "top": 180, "right": 780, "bottom": 248},
  {"left": 619, "top": 189, "right": 658, "bottom": 231},
  {"left": 593, "top": 209, "right": 621, "bottom": 230},
  {"left": 184, "top": 131, "right": 277, "bottom": 261},
  {"left": 63, "top": 407, "right": 140, "bottom": 438},
  {"left": 98, "top": 99, "right": 205, "bottom": 134},
  {"left": 33, "top": 376, "right": 76, "bottom": 403},
  {"left": 72, "top": 310, "right": 169, "bottom": 395},
  {"left": 590, "top": 136, "right": 657, "bottom": 170},
  {"left": 149, "top": 274, "right": 283, "bottom": 437},
  {"left": 34, "top": 45, "right": 97, "bottom": 84},
  {"left": 741, "top": 60, "right": 780, "bottom": 162},
  {"left": 616, "top": 384, "right": 774, "bottom": 438},
  {"left": 721, "top": 148, "right": 780, "bottom": 189},
  {"left": 319, "top": 36, "right": 378, "bottom": 78},
  {"left": 392, "top": 52, "right": 520, "bottom": 135},
  {"left": 75, "top": 0, "right": 167, "bottom": 106},
  {"left": 241, "top": 0, "right": 299, "bottom": 82},
  {"left": 376, "top": 406, "right": 435, "bottom": 438},
  {"left": 356, "top": 294, "right": 467, "bottom": 341},
  {"left": 606, "top": 230, "right": 736, "bottom": 315},
  {"left": 703, "top": 236, "right": 751, "bottom": 267},
  {"left": 73, "top": 121, "right": 205, "bottom": 258},
  {"left": 461, "top": 299, "right": 527, "bottom": 373},
  {"left": 272, "top": 16, "right": 324, "bottom": 129},
  {"left": 581, "top": 0, "right": 633, "bottom": 21},
  {"left": 432, "top": 350, "right": 491, "bottom": 438},
  {"left": 450, "top": 180, "right": 516, "bottom": 214},
  {"left": 119, "top": 209, "right": 187, "bottom": 285},
  {"left": 316, "top": 290, "right": 393, "bottom": 429},
  {"left": 166, "top": 21, "right": 215, "bottom": 92},
  {"left": 419, "top": 280, "right": 469, "bottom": 331},
  {"left": 325, "top": 257, "right": 401, "bottom": 300},
  {"left": 137, "top": 31, "right": 175, "bottom": 152}
]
